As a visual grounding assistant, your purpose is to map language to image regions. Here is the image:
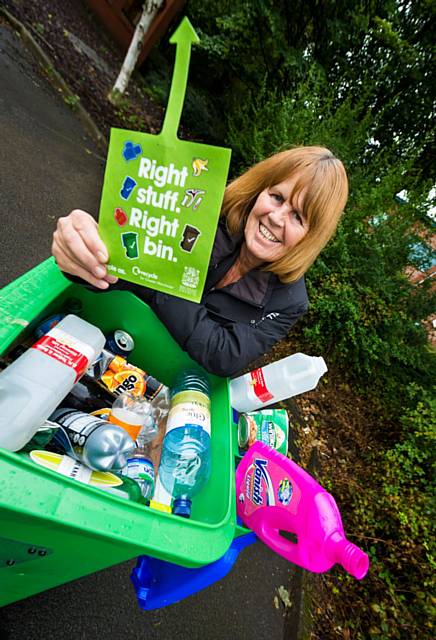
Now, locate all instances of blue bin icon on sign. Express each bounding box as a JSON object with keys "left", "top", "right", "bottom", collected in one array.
[
  {"left": 120, "top": 176, "right": 137, "bottom": 200},
  {"left": 123, "top": 141, "right": 142, "bottom": 161}
]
